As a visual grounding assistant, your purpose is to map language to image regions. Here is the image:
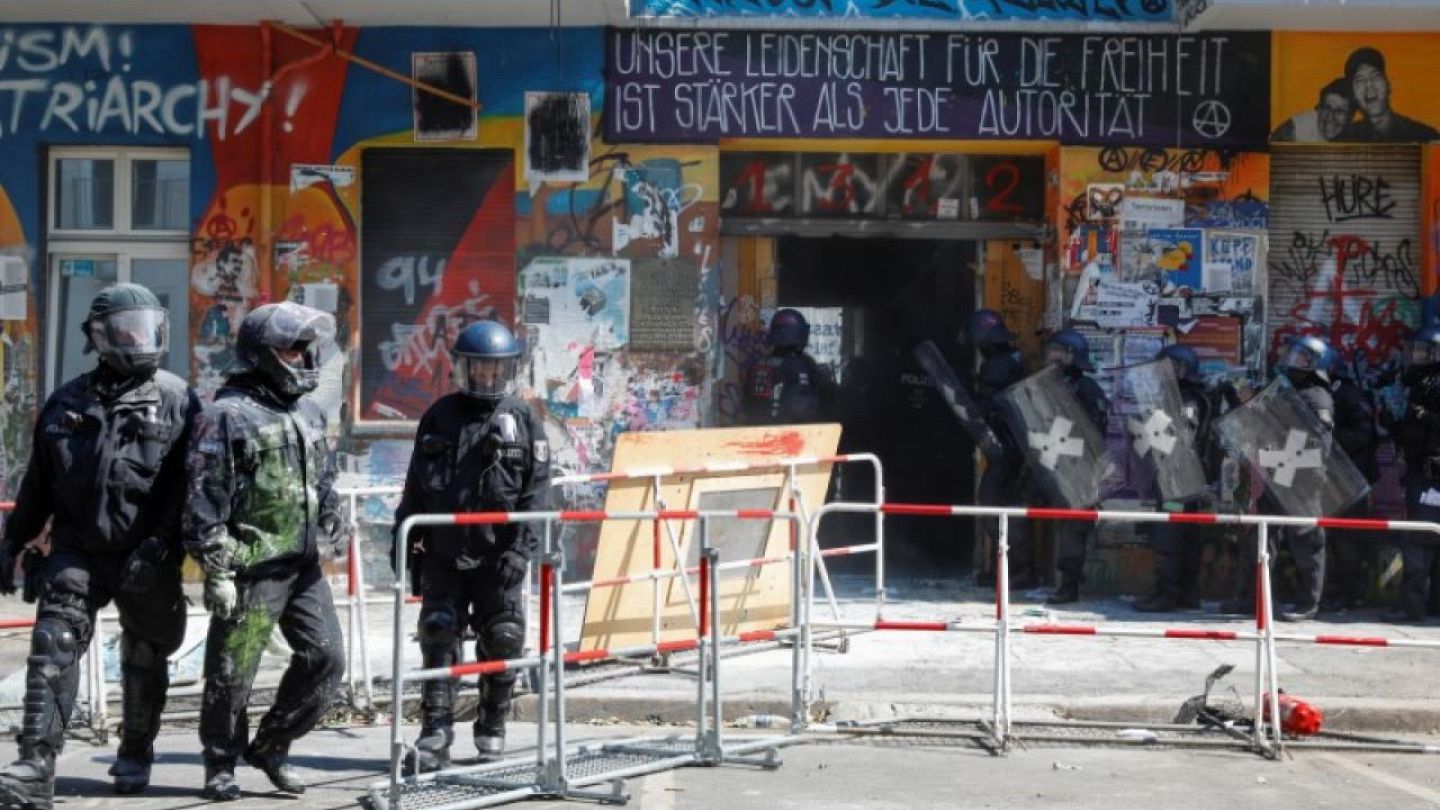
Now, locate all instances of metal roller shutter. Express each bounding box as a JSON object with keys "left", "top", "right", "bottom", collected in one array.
[{"left": 1266, "top": 145, "right": 1421, "bottom": 376}]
